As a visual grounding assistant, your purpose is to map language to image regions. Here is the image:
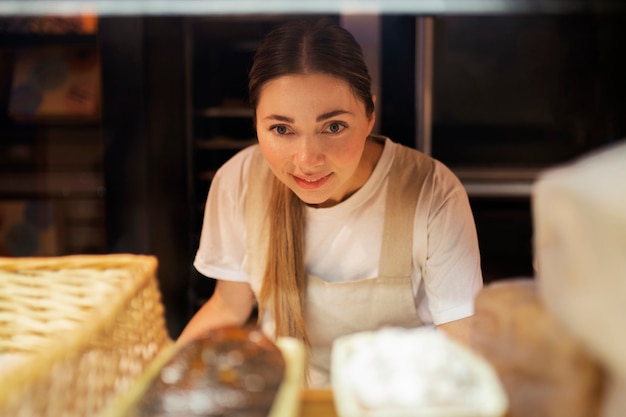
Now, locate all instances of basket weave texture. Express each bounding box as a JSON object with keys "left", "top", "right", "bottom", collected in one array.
[{"left": 0, "top": 254, "right": 172, "bottom": 417}]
